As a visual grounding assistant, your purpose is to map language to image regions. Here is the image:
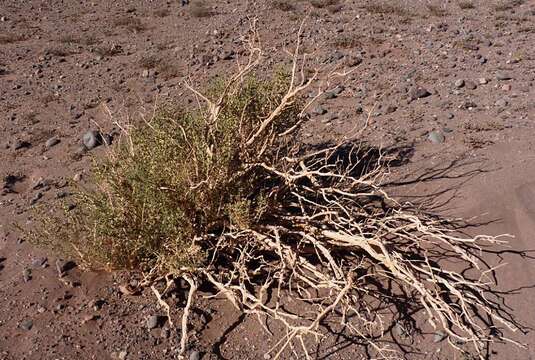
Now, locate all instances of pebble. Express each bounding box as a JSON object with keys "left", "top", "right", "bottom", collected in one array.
[
  {"left": 433, "top": 331, "right": 447, "bottom": 343},
  {"left": 454, "top": 79, "right": 464, "bottom": 88},
  {"left": 465, "top": 80, "right": 477, "bottom": 90},
  {"left": 409, "top": 86, "right": 431, "bottom": 100},
  {"left": 495, "top": 99, "right": 508, "bottom": 107},
  {"left": 31, "top": 257, "right": 48, "bottom": 268},
  {"left": 324, "top": 92, "right": 336, "bottom": 100},
  {"left": 146, "top": 315, "right": 161, "bottom": 329},
  {"left": 478, "top": 78, "right": 488, "bottom": 85},
  {"left": 313, "top": 106, "right": 327, "bottom": 115},
  {"left": 45, "top": 137, "right": 60, "bottom": 149},
  {"left": 496, "top": 72, "right": 512, "bottom": 81},
  {"left": 447, "top": 113, "right": 454, "bottom": 119},
  {"left": 14, "top": 140, "right": 31, "bottom": 150},
  {"left": 427, "top": 131, "right": 445, "bottom": 144},
  {"left": 82, "top": 130, "right": 101, "bottom": 150},
  {"left": 382, "top": 104, "right": 396, "bottom": 114},
  {"left": 331, "top": 85, "right": 345, "bottom": 95},
  {"left": 73, "top": 173, "right": 83, "bottom": 182},
  {"left": 20, "top": 319, "right": 33, "bottom": 331},
  {"left": 29, "top": 192, "right": 43, "bottom": 205},
  {"left": 22, "top": 268, "right": 32, "bottom": 282},
  {"left": 118, "top": 351, "right": 128, "bottom": 360},
  {"left": 502, "top": 84, "right": 512, "bottom": 91},
  {"left": 189, "top": 351, "right": 200, "bottom": 360}
]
